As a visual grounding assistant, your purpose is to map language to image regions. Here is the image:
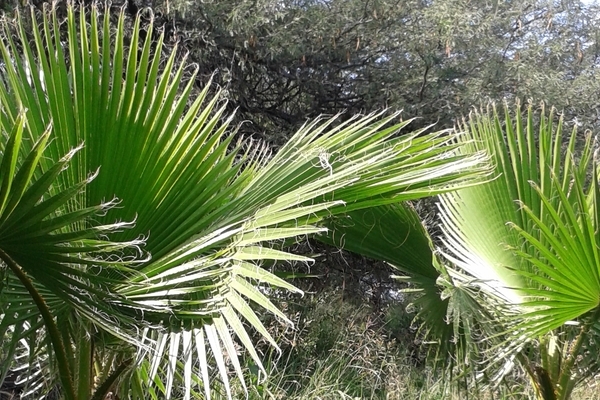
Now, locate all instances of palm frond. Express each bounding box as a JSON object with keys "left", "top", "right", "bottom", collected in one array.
[
  {"left": 0, "top": 3, "right": 492, "bottom": 398},
  {"left": 0, "top": 111, "right": 143, "bottom": 398},
  {"left": 431, "top": 102, "right": 600, "bottom": 389}
]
